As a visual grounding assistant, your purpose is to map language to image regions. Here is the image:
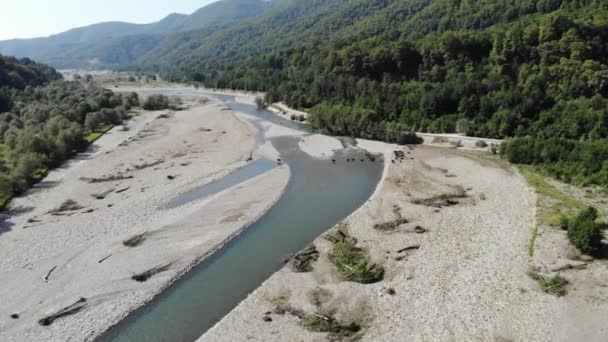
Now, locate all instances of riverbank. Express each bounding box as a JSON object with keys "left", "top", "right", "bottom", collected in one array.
[
  {"left": 0, "top": 96, "right": 290, "bottom": 341},
  {"left": 202, "top": 142, "right": 606, "bottom": 341}
]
